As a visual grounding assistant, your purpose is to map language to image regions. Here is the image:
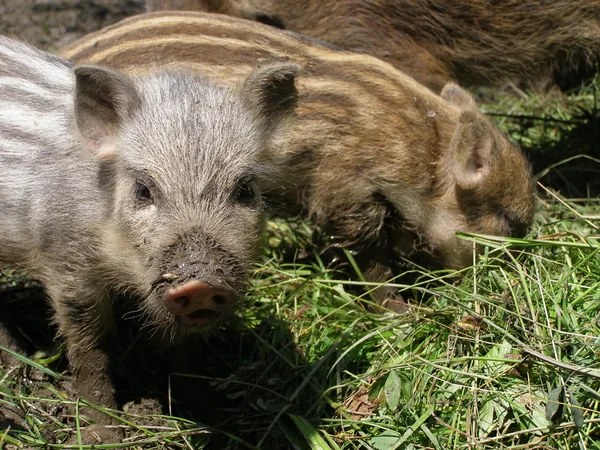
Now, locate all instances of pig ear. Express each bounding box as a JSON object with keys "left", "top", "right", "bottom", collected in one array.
[
  {"left": 449, "top": 111, "right": 496, "bottom": 190},
  {"left": 441, "top": 82, "right": 478, "bottom": 111},
  {"left": 74, "top": 65, "right": 140, "bottom": 159},
  {"left": 240, "top": 60, "right": 300, "bottom": 134}
]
